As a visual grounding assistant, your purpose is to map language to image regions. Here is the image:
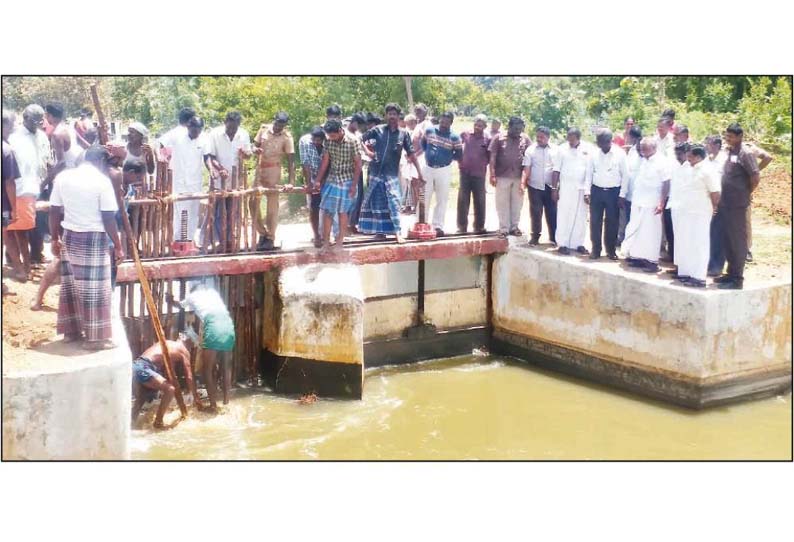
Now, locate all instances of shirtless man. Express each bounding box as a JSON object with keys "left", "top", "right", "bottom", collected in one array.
[
  {"left": 131, "top": 336, "right": 202, "bottom": 429},
  {"left": 30, "top": 104, "right": 82, "bottom": 311}
]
